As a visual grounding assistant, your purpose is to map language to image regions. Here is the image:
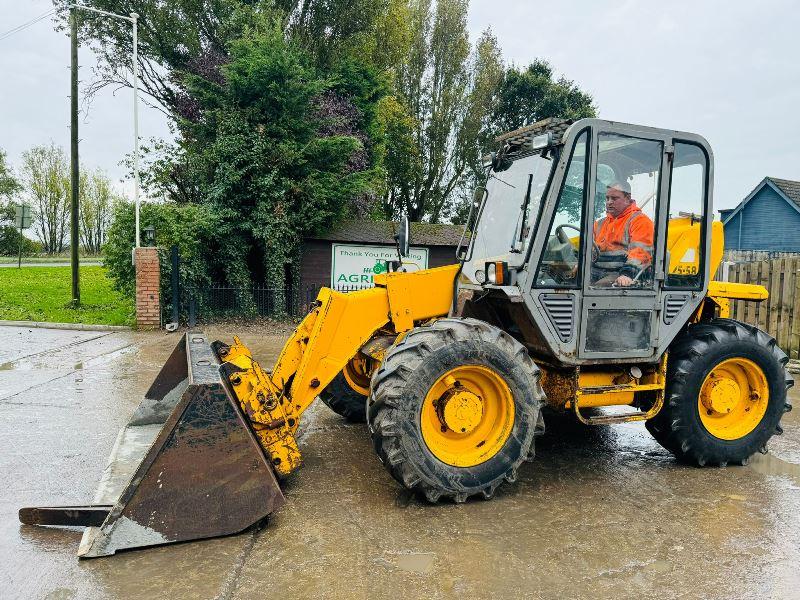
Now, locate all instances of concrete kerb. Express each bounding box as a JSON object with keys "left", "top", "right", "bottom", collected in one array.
[{"left": 0, "top": 320, "right": 132, "bottom": 332}]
